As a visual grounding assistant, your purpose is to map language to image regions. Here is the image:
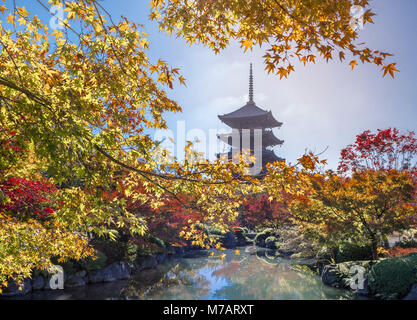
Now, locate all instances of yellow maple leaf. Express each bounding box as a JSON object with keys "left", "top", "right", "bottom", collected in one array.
[
  {"left": 241, "top": 39, "right": 253, "bottom": 53},
  {"left": 349, "top": 60, "right": 358, "bottom": 70},
  {"left": 382, "top": 63, "right": 399, "bottom": 79},
  {"left": 6, "top": 13, "right": 14, "bottom": 24}
]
